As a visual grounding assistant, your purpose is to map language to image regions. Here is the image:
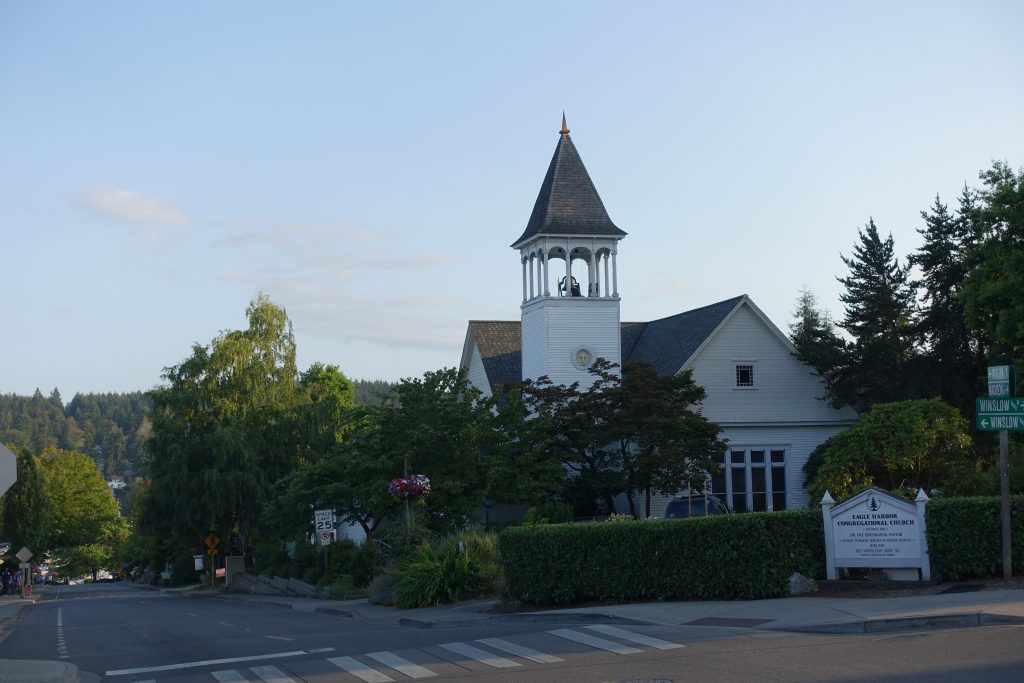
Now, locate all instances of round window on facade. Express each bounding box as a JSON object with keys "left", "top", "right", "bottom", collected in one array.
[{"left": 573, "top": 347, "right": 593, "bottom": 369}]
